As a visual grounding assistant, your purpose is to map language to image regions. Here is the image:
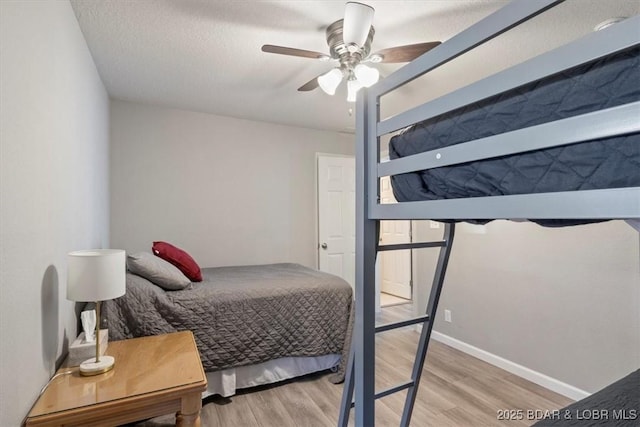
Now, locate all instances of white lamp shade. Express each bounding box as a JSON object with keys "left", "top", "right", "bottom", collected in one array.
[
  {"left": 343, "top": 2, "right": 374, "bottom": 48},
  {"left": 354, "top": 64, "right": 380, "bottom": 87},
  {"left": 318, "top": 68, "right": 344, "bottom": 95},
  {"left": 67, "top": 249, "right": 126, "bottom": 302},
  {"left": 347, "top": 78, "right": 363, "bottom": 103}
]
